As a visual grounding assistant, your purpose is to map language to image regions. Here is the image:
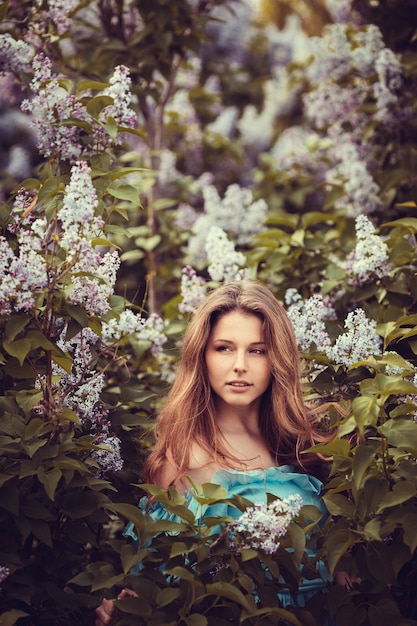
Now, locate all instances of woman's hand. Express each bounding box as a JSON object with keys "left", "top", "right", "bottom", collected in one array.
[{"left": 95, "top": 588, "right": 137, "bottom": 626}]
